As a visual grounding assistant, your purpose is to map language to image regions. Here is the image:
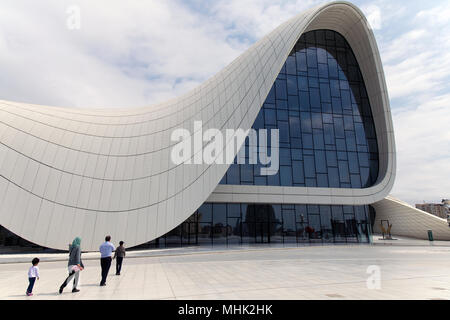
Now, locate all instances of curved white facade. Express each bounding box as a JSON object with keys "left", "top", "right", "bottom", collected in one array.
[
  {"left": 373, "top": 196, "right": 450, "bottom": 241},
  {"left": 0, "top": 1, "right": 396, "bottom": 251}
]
